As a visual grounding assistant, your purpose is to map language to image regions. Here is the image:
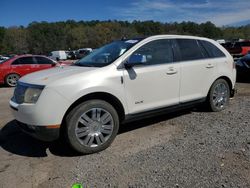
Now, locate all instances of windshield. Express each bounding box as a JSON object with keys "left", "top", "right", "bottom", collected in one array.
[{"left": 74, "top": 39, "right": 141, "bottom": 67}]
